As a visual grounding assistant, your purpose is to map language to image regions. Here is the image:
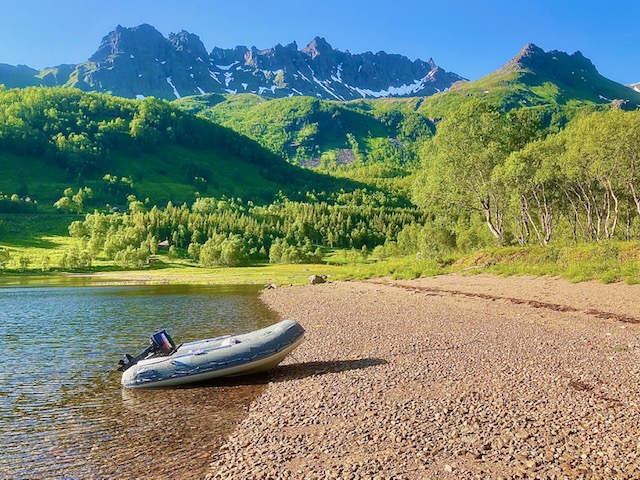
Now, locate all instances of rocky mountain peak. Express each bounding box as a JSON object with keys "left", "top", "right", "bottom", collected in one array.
[
  {"left": 302, "top": 37, "right": 333, "bottom": 59},
  {"left": 210, "top": 45, "right": 248, "bottom": 64},
  {"left": 499, "top": 43, "right": 599, "bottom": 81},
  {"left": 506, "top": 43, "right": 545, "bottom": 70},
  {"left": 518, "top": 43, "right": 545, "bottom": 57},
  {"left": 168, "top": 30, "right": 208, "bottom": 60},
  {"left": 465, "top": 43, "right": 640, "bottom": 109},
  {"left": 90, "top": 24, "right": 166, "bottom": 62},
  {"left": 565, "top": 50, "right": 597, "bottom": 72}
]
